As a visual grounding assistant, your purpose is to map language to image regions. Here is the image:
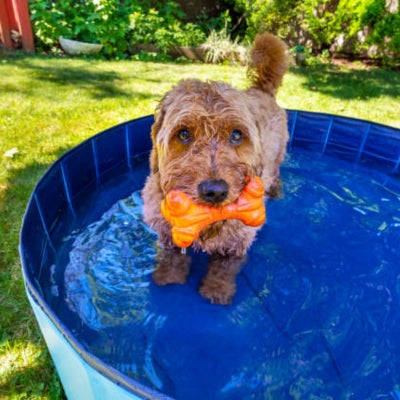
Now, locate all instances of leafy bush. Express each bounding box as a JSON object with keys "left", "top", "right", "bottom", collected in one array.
[
  {"left": 299, "top": 0, "right": 399, "bottom": 57},
  {"left": 29, "top": 0, "right": 136, "bottom": 57},
  {"left": 29, "top": 0, "right": 206, "bottom": 58},
  {"left": 300, "top": 0, "right": 349, "bottom": 50},
  {"left": 97, "top": 0, "right": 136, "bottom": 57},
  {"left": 232, "top": 0, "right": 303, "bottom": 42},
  {"left": 231, "top": 0, "right": 399, "bottom": 61},
  {"left": 128, "top": 3, "right": 206, "bottom": 52},
  {"left": 359, "top": 0, "right": 400, "bottom": 57}
]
